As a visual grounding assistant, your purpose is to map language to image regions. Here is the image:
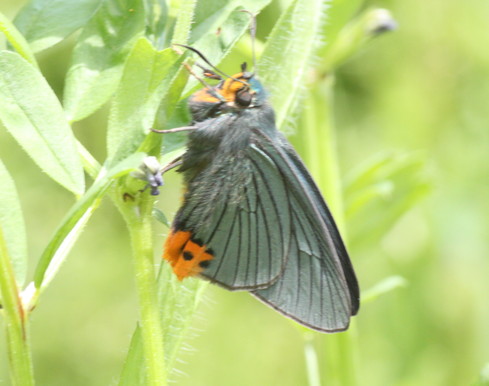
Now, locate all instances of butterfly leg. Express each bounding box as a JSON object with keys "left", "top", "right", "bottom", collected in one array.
[
  {"left": 131, "top": 156, "right": 164, "bottom": 195},
  {"left": 150, "top": 126, "right": 196, "bottom": 134},
  {"left": 131, "top": 155, "right": 184, "bottom": 195},
  {"left": 132, "top": 125, "right": 197, "bottom": 194}
]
